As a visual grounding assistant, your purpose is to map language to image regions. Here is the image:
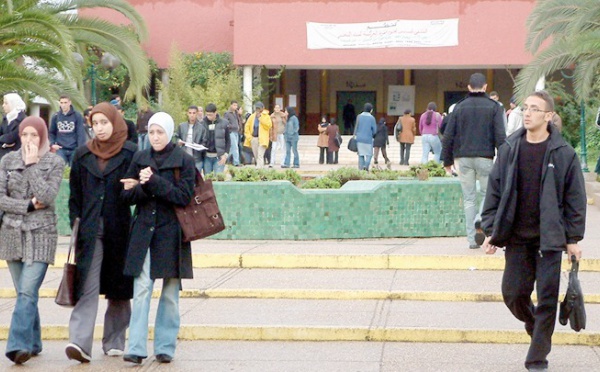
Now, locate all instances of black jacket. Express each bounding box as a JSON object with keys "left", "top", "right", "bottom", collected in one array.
[
  {"left": 0, "top": 111, "right": 26, "bottom": 159},
  {"left": 69, "top": 142, "right": 138, "bottom": 300},
  {"left": 442, "top": 92, "right": 506, "bottom": 166},
  {"left": 122, "top": 146, "right": 195, "bottom": 279},
  {"left": 481, "top": 126, "right": 586, "bottom": 251},
  {"left": 201, "top": 115, "right": 230, "bottom": 157}
]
